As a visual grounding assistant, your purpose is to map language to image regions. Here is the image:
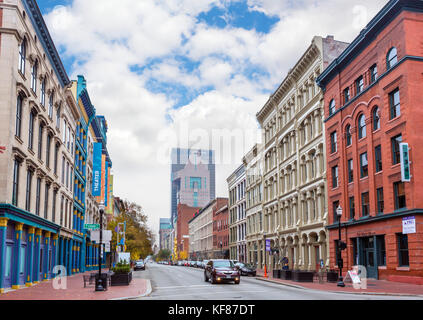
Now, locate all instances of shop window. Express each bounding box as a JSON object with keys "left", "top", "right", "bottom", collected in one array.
[{"left": 377, "top": 235, "right": 386, "bottom": 266}]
